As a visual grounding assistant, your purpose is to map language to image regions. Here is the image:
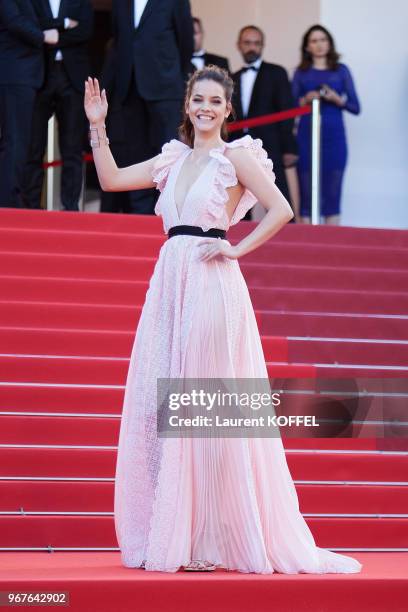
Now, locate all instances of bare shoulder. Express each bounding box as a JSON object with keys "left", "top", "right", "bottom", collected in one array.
[
  {"left": 223, "top": 145, "right": 258, "bottom": 171},
  {"left": 223, "top": 145, "right": 268, "bottom": 187}
]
